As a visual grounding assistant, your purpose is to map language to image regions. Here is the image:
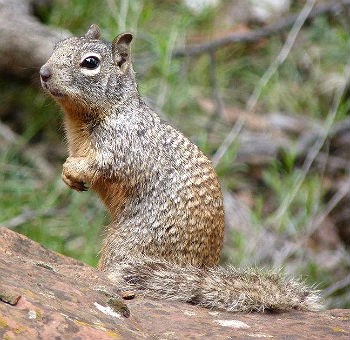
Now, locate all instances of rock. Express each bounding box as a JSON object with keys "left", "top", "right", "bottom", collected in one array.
[{"left": 0, "top": 227, "right": 349, "bottom": 339}]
